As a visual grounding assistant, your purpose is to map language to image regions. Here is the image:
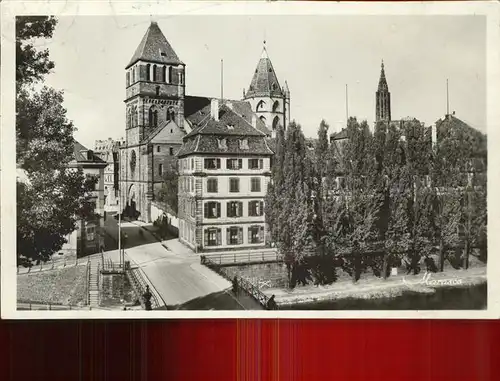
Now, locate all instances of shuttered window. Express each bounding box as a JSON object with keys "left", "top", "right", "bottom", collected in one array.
[
  {"left": 227, "top": 201, "right": 243, "bottom": 218},
  {"left": 250, "top": 177, "right": 261, "bottom": 192},
  {"left": 249, "top": 200, "right": 264, "bottom": 216},
  {"left": 248, "top": 225, "right": 264, "bottom": 244},
  {"left": 204, "top": 158, "right": 220, "bottom": 169},
  {"left": 229, "top": 178, "right": 240, "bottom": 193},
  {"left": 227, "top": 227, "right": 243, "bottom": 245},
  {"left": 207, "top": 178, "right": 218, "bottom": 193},
  {"left": 204, "top": 202, "right": 220, "bottom": 218},
  {"left": 205, "top": 228, "right": 221, "bottom": 247},
  {"left": 227, "top": 158, "right": 242, "bottom": 170}
]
